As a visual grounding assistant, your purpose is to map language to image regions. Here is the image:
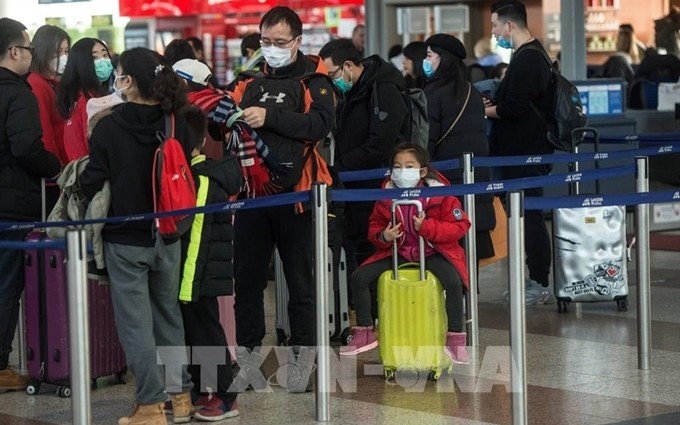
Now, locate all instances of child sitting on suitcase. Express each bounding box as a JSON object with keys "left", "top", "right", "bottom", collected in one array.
[
  {"left": 174, "top": 107, "right": 242, "bottom": 421},
  {"left": 340, "top": 143, "right": 471, "bottom": 364}
]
